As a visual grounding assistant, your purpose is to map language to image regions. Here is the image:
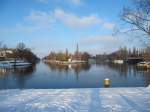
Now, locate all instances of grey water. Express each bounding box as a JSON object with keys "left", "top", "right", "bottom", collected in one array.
[{"left": 0, "top": 61, "right": 150, "bottom": 89}]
